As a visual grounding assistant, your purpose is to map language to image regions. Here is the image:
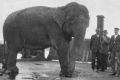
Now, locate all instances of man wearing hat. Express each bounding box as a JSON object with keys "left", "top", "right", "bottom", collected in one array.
[
  {"left": 99, "top": 30, "right": 110, "bottom": 71},
  {"left": 90, "top": 28, "right": 101, "bottom": 71},
  {"left": 109, "top": 28, "right": 120, "bottom": 76}
]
